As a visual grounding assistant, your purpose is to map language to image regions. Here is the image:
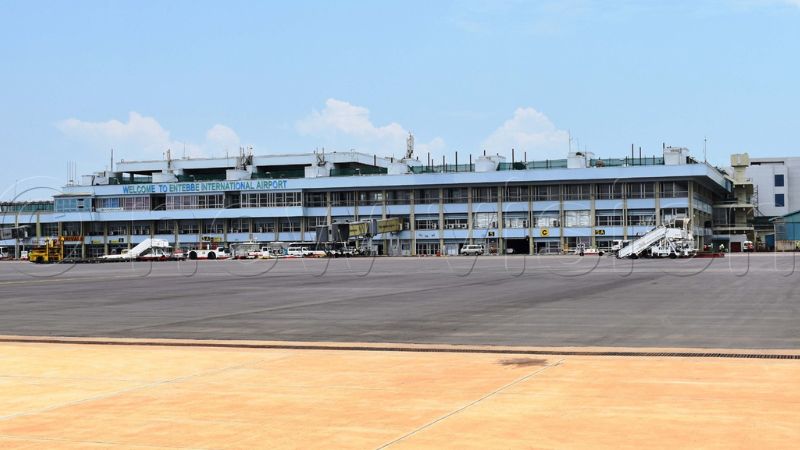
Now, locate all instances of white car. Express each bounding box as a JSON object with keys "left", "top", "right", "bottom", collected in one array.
[{"left": 460, "top": 245, "right": 485, "bottom": 256}]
